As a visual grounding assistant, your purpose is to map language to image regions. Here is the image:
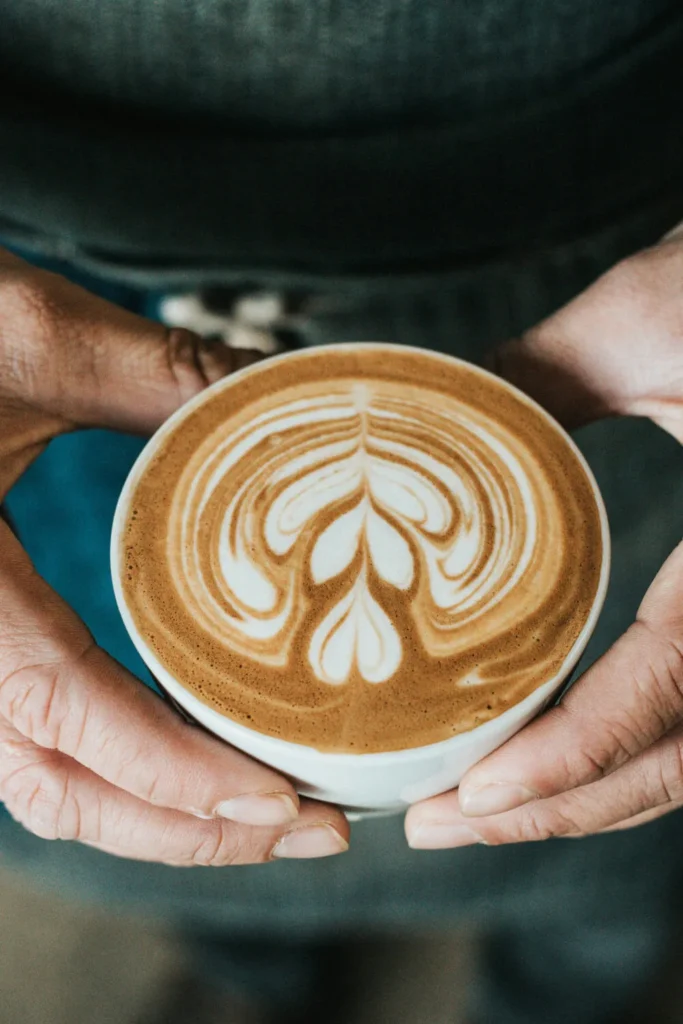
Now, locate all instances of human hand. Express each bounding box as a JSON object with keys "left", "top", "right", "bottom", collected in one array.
[
  {"left": 406, "top": 225, "right": 683, "bottom": 848},
  {"left": 0, "top": 249, "right": 349, "bottom": 864}
]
